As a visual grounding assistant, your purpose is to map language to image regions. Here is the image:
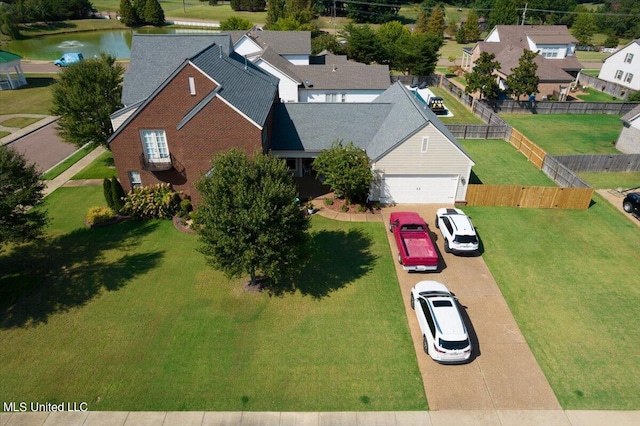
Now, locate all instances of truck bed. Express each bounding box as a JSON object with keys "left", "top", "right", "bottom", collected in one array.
[{"left": 403, "top": 236, "right": 437, "bottom": 259}]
